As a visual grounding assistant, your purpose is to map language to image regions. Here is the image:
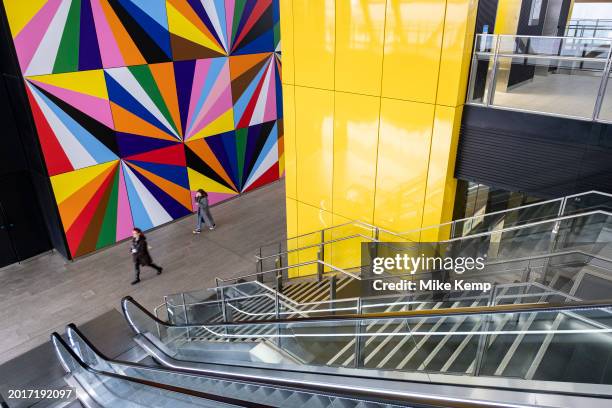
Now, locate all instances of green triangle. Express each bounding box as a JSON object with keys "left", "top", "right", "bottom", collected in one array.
[
  {"left": 128, "top": 65, "right": 180, "bottom": 137},
  {"left": 232, "top": 0, "right": 247, "bottom": 46},
  {"left": 53, "top": 0, "right": 81, "bottom": 73},
  {"left": 96, "top": 169, "right": 119, "bottom": 249},
  {"left": 236, "top": 128, "right": 247, "bottom": 188}
]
